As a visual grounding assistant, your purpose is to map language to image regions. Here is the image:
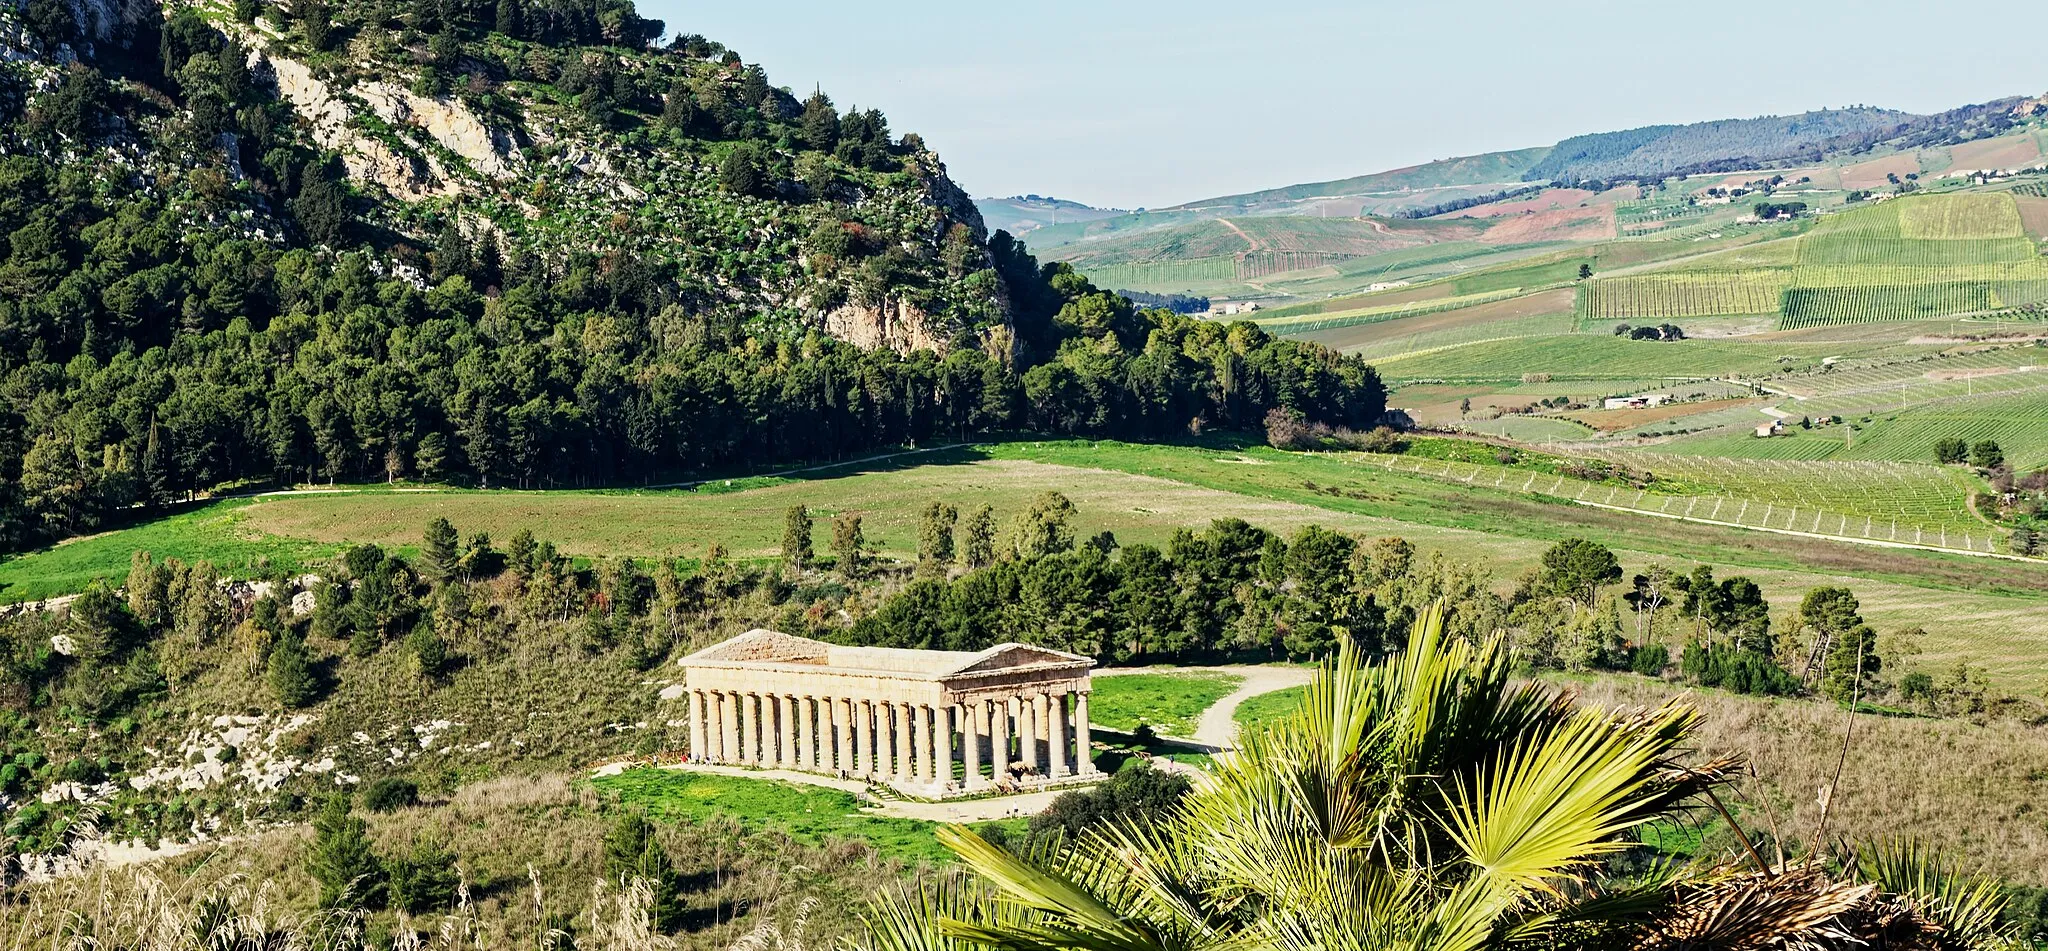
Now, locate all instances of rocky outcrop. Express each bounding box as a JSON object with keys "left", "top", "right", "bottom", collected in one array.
[
  {"left": 355, "top": 83, "right": 523, "bottom": 180},
  {"left": 822, "top": 299, "right": 950, "bottom": 354},
  {"left": 261, "top": 55, "right": 453, "bottom": 201},
  {"left": 255, "top": 51, "right": 521, "bottom": 199}
]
